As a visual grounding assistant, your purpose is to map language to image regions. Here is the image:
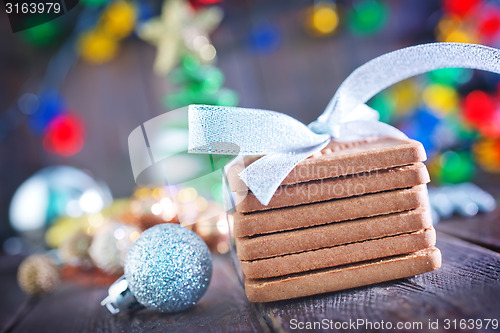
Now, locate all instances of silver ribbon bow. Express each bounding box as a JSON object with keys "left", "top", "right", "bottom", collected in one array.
[
  {"left": 187, "top": 43, "right": 500, "bottom": 206},
  {"left": 129, "top": 43, "right": 500, "bottom": 206}
]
